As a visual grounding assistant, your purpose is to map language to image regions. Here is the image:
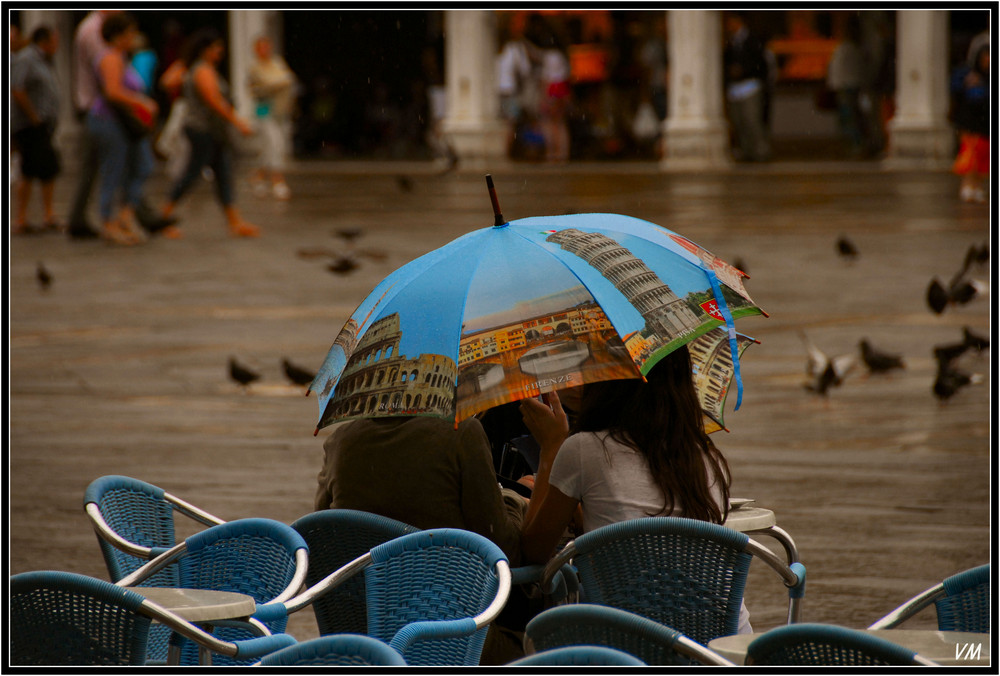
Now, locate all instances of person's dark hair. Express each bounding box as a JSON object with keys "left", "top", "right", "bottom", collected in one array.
[
  {"left": 182, "top": 27, "right": 223, "bottom": 65},
  {"left": 101, "top": 13, "right": 136, "bottom": 44},
  {"left": 572, "top": 344, "right": 731, "bottom": 524},
  {"left": 30, "top": 25, "right": 53, "bottom": 44}
]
